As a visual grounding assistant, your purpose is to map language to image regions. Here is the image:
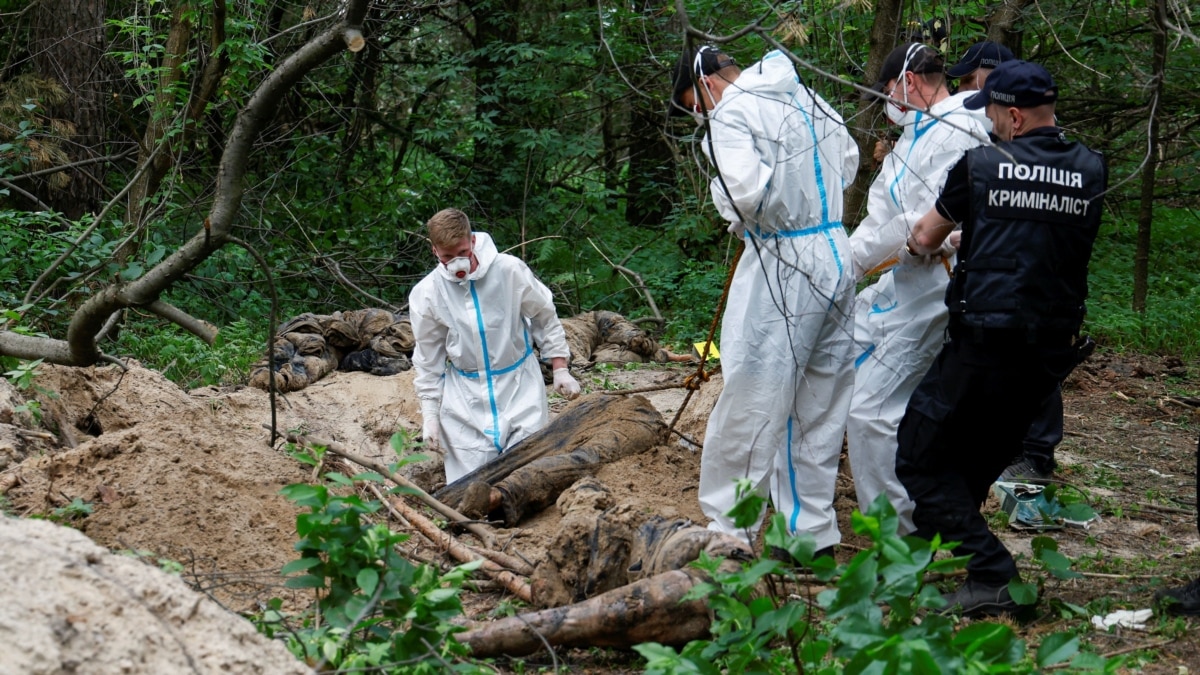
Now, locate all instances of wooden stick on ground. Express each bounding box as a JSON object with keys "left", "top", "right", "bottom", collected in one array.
[
  {"left": 279, "top": 429, "right": 495, "bottom": 549},
  {"left": 458, "top": 568, "right": 713, "bottom": 657},
  {"left": 387, "top": 496, "right": 532, "bottom": 604},
  {"left": 464, "top": 543, "right": 536, "bottom": 576}
]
